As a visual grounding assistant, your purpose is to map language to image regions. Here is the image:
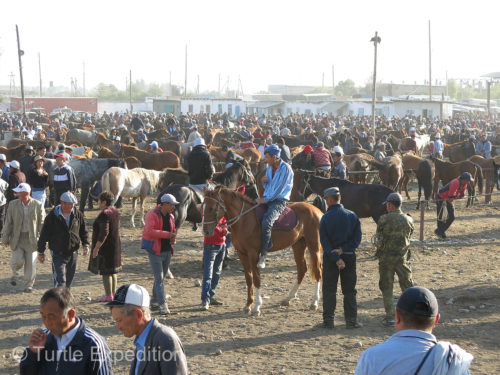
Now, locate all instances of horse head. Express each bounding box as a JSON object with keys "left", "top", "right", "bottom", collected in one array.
[{"left": 201, "top": 186, "right": 227, "bottom": 237}]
